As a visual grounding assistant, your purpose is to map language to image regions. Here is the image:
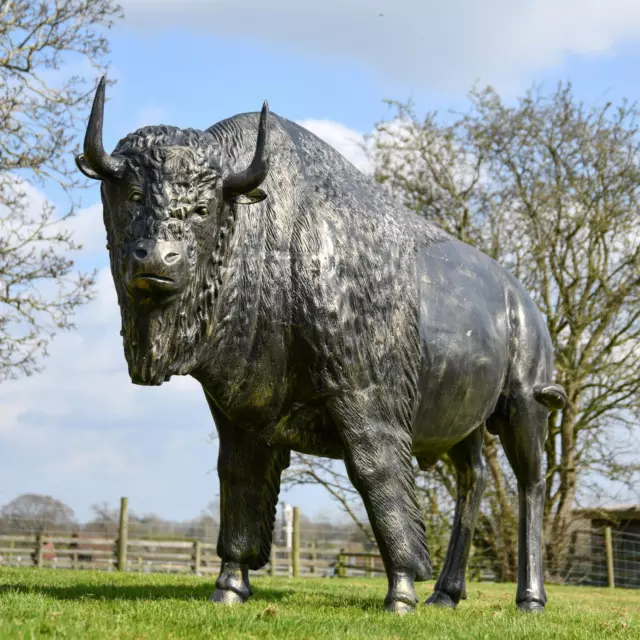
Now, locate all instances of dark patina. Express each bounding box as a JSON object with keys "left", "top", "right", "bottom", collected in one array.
[{"left": 77, "top": 78, "right": 566, "bottom": 614}]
